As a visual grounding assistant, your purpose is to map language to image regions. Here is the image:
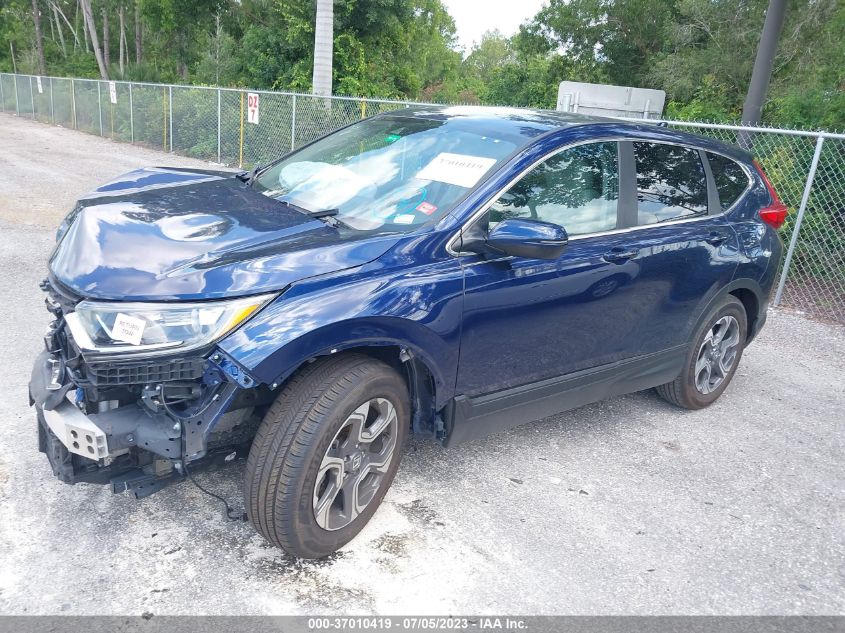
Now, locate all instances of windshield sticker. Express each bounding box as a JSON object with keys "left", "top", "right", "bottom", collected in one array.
[
  {"left": 392, "top": 214, "right": 416, "bottom": 224},
  {"left": 415, "top": 153, "right": 498, "bottom": 188},
  {"left": 112, "top": 313, "right": 146, "bottom": 345},
  {"left": 416, "top": 201, "right": 438, "bottom": 215}
]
